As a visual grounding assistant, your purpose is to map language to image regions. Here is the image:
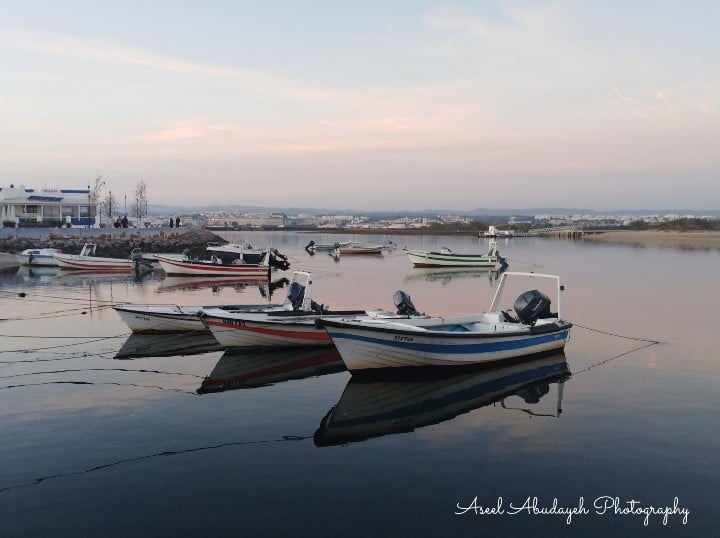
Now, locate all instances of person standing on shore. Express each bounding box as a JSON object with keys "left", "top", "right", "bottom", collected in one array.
[
  {"left": 169, "top": 217, "right": 174, "bottom": 228},
  {"left": 176, "top": 216, "right": 180, "bottom": 228}
]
